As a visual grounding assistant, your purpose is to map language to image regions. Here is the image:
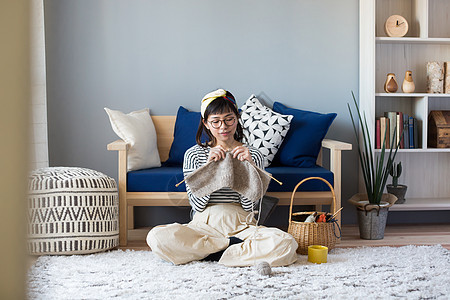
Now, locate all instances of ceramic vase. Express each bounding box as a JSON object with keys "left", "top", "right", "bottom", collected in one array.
[
  {"left": 384, "top": 73, "right": 398, "bottom": 93},
  {"left": 402, "top": 70, "right": 415, "bottom": 93}
]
